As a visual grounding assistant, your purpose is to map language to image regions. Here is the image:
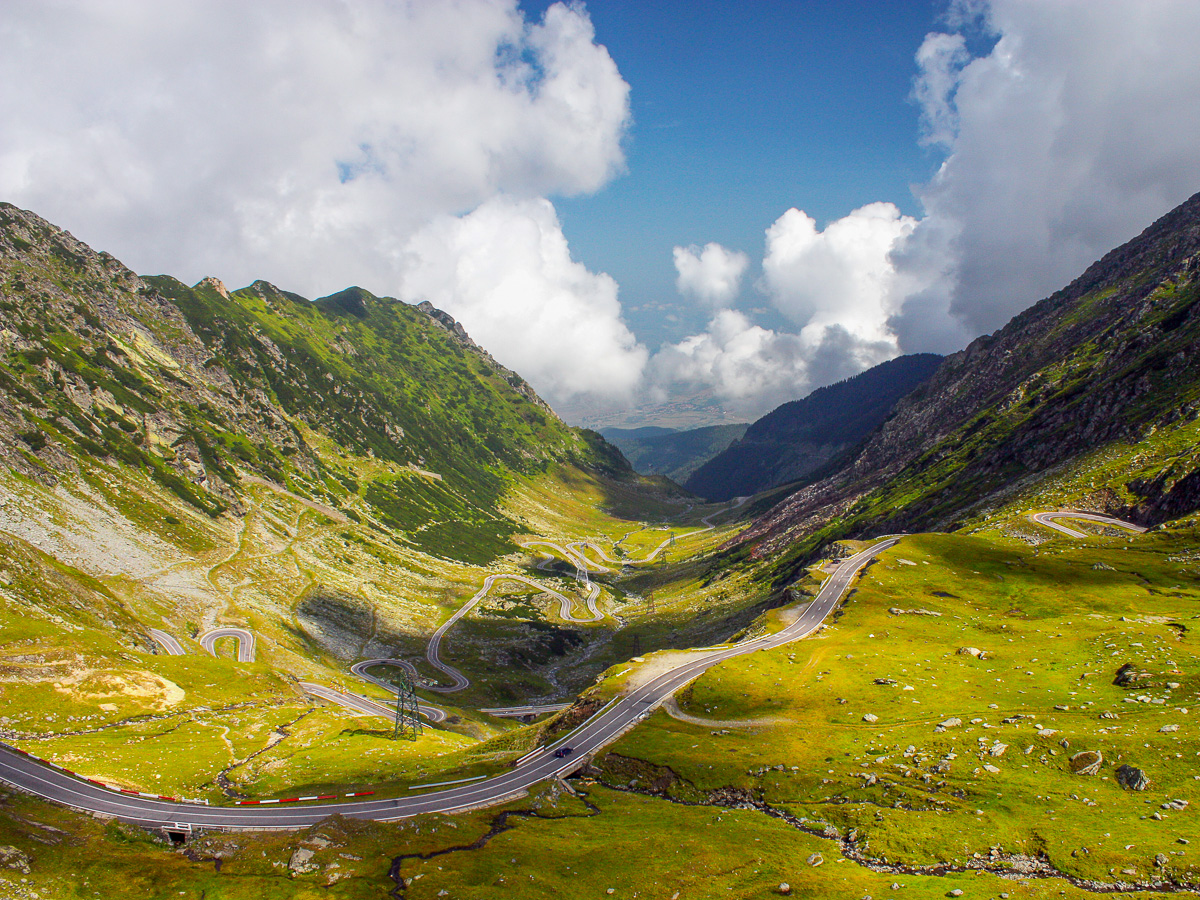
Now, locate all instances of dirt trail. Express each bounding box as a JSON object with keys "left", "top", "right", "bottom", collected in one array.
[{"left": 660, "top": 695, "right": 781, "bottom": 728}]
